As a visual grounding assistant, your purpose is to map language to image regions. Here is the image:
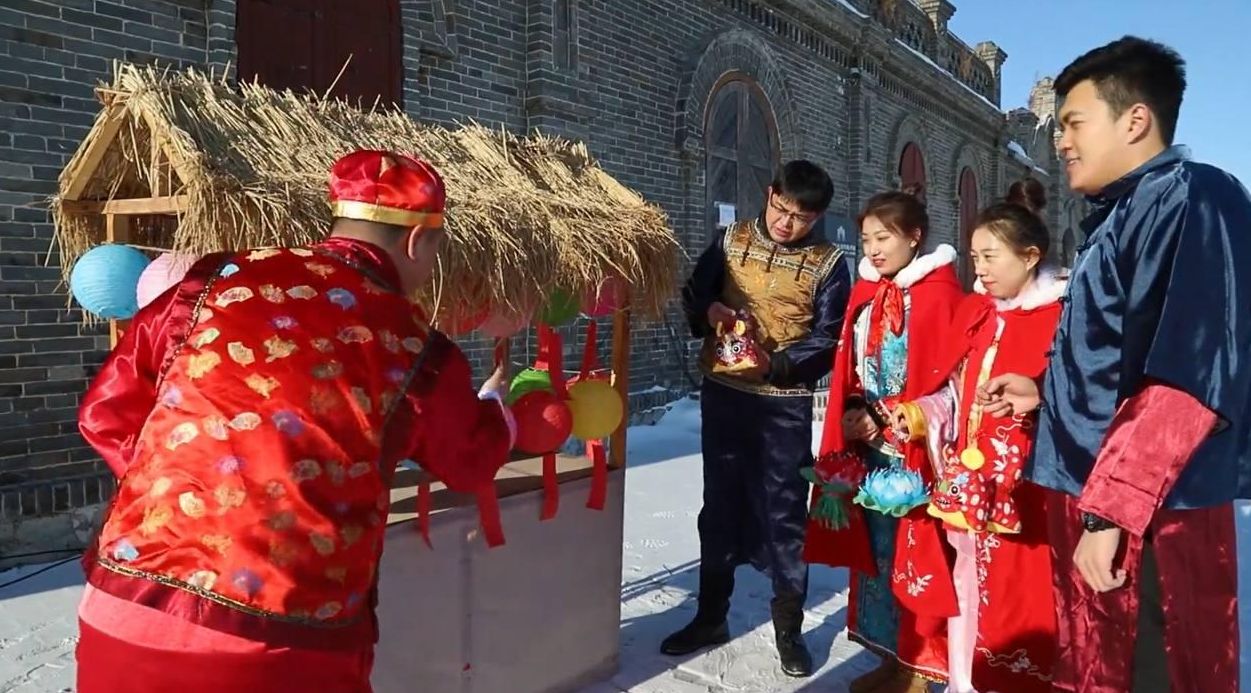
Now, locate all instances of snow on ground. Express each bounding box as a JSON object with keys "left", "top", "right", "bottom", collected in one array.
[
  {"left": 1, "top": 397, "right": 1249, "bottom": 692},
  {"left": 579, "top": 397, "right": 879, "bottom": 692},
  {"left": 0, "top": 558, "right": 81, "bottom": 692}
]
